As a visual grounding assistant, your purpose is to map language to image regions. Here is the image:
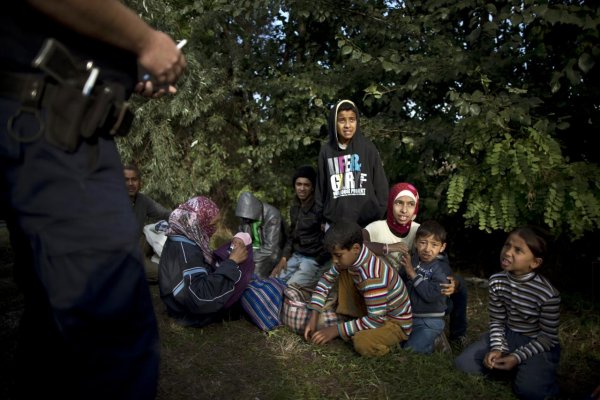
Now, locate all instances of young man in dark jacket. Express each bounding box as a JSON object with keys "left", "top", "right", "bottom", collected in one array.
[
  {"left": 315, "top": 99, "right": 389, "bottom": 228},
  {"left": 271, "top": 165, "right": 330, "bottom": 288}
]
